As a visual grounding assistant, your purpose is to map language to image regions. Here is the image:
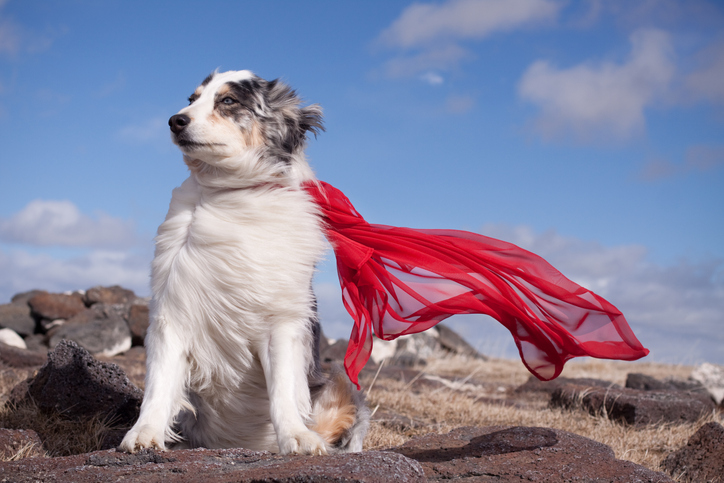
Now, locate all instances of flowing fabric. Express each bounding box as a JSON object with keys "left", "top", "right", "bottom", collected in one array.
[{"left": 304, "top": 181, "right": 649, "bottom": 389}]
